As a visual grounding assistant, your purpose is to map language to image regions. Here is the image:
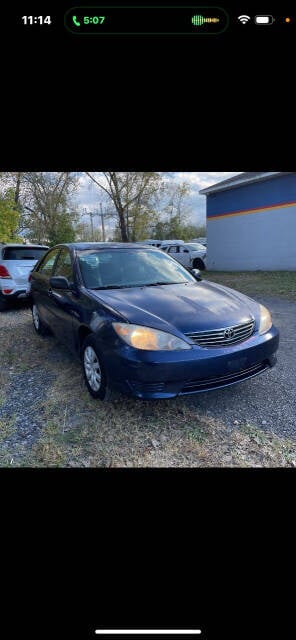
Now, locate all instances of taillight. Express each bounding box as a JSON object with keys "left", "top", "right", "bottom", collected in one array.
[
  {"left": 28, "top": 273, "right": 32, "bottom": 282},
  {"left": 3, "top": 289, "right": 13, "bottom": 294},
  {"left": 0, "top": 265, "right": 11, "bottom": 278}
]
